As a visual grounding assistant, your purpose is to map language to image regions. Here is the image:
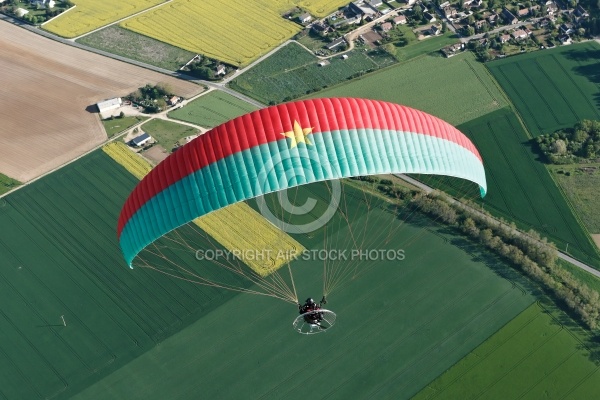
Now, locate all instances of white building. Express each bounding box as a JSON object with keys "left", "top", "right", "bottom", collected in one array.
[{"left": 96, "top": 98, "right": 122, "bottom": 114}]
